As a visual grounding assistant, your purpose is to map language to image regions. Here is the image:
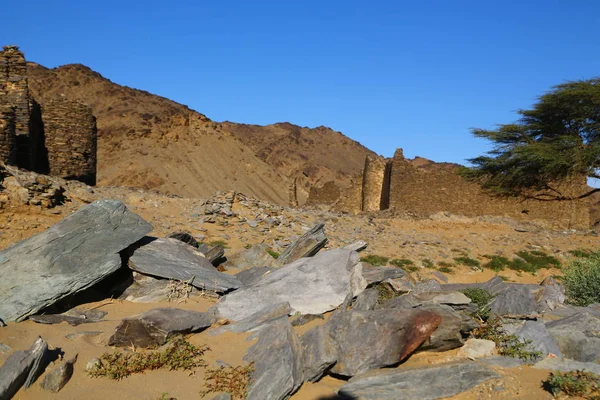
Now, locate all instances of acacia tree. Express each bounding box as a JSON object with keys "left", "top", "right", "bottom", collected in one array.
[{"left": 462, "top": 77, "right": 600, "bottom": 200}]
